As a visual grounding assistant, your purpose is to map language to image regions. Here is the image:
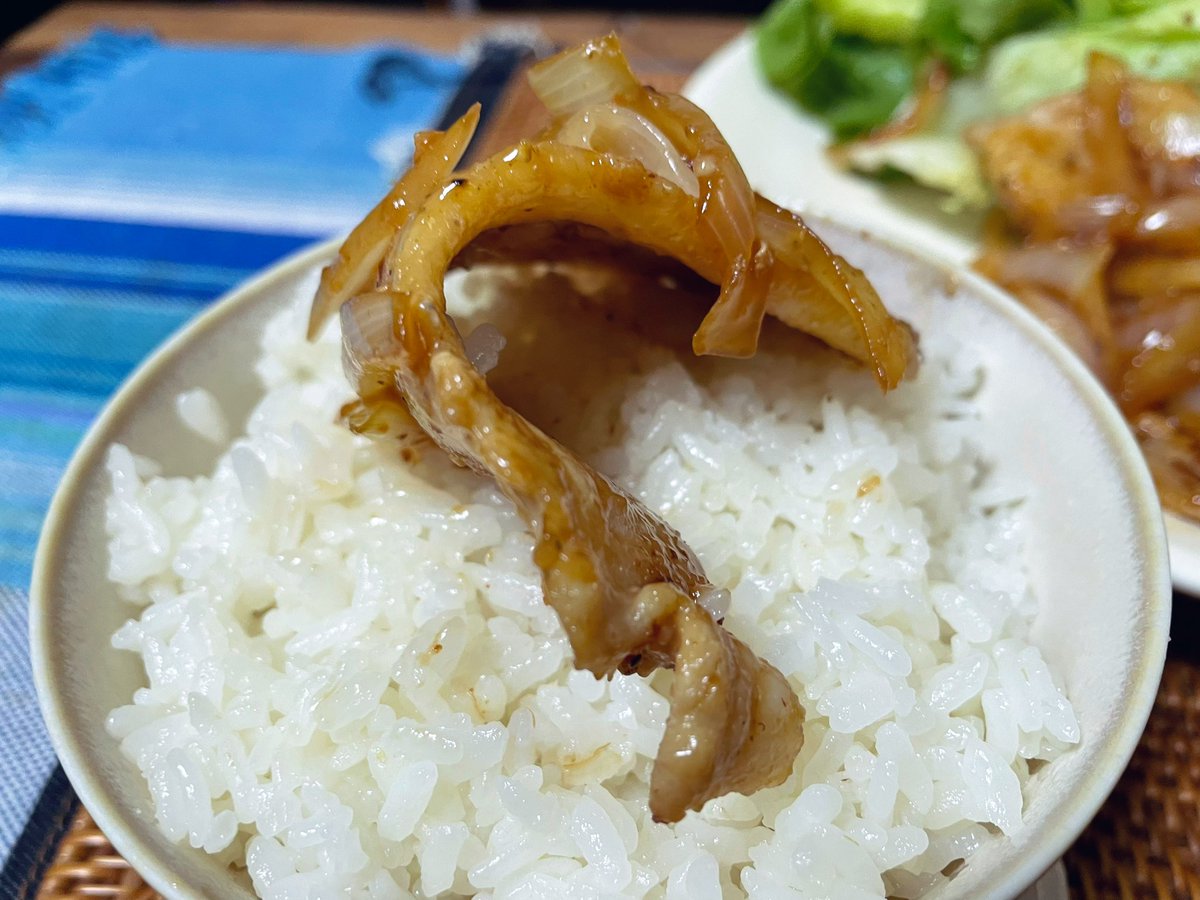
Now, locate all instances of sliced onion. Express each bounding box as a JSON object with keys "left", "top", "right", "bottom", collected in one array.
[
  {"left": 1112, "top": 254, "right": 1200, "bottom": 298},
  {"left": 642, "top": 93, "right": 758, "bottom": 261},
  {"left": 634, "top": 92, "right": 764, "bottom": 356},
  {"left": 1133, "top": 193, "right": 1200, "bottom": 251},
  {"left": 554, "top": 103, "right": 699, "bottom": 196},
  {"left": 988, "top": 241, "right": 1116, "bottom": 367},
  {"left": 992, "top": 243, "right": 1111, "bottom": 299},
  {"left": 1158, "top": 109, "right": 1200, "bottom": 159},
  {"left": 1164, "top": 387, "right": 1200, "bottom": 442},
  {"left": 527, "top": 33, "right": 641, "bottom": 118},
  {"left": 340, "top": 291, "right": 399, "bottom": 387},
  {"left": 1120, "top": 297, "right": 1200, "bottom": 414},
  {"left": 1082, "top": 52, "right": 1142, "bottom": 199},
  {"left": 1136, "top": 411, "right": 1200, "bottom": 518},
  {"left": 1054, "top": 194, "right": 1138, "bottom": 240},
  {"left": 308, "top": 105, "right": 480, "bottom": 339},
  {"left": 756, "top": 198, "right": 915, "bottom": 389},
  {"left": 697, "top": 152, "right": 758, "bottom": 260}
]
